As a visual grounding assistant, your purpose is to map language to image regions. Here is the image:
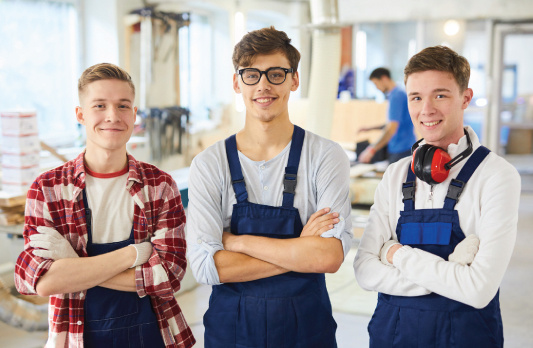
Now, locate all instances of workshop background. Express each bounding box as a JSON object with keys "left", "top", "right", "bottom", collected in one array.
[{"left": 0, "top": 0, "right": 532, "bottom": 347}]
